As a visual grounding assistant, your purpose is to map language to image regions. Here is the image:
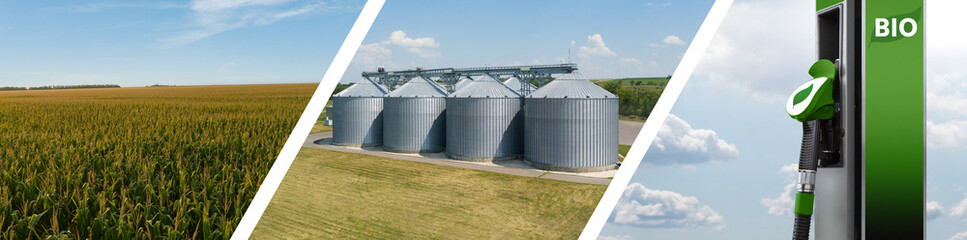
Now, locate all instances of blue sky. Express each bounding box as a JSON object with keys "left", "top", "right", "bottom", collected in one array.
[
  {"left": 599, "top": 0, "right": 967, "bottom": 239},
  {"left": 341, "top": 0, "right": 714, "bottom": 83},
  {"left": 0, "top": 0, "right": 363, "bottom": 87}
]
